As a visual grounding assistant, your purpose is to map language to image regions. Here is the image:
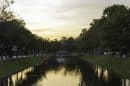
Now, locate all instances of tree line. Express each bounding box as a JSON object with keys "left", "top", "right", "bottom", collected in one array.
[
  {"left": 49, "top": 4, "right": 130, "bottom": 56},
  {"left": 0, "top": 0, "right": 130, "bottom": 59},
  {"left": 78, "top": 5, "right": 130, "bottom": 56},
  {"left": 0, "top": 0, "right": 49, "bottom": 59}
]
